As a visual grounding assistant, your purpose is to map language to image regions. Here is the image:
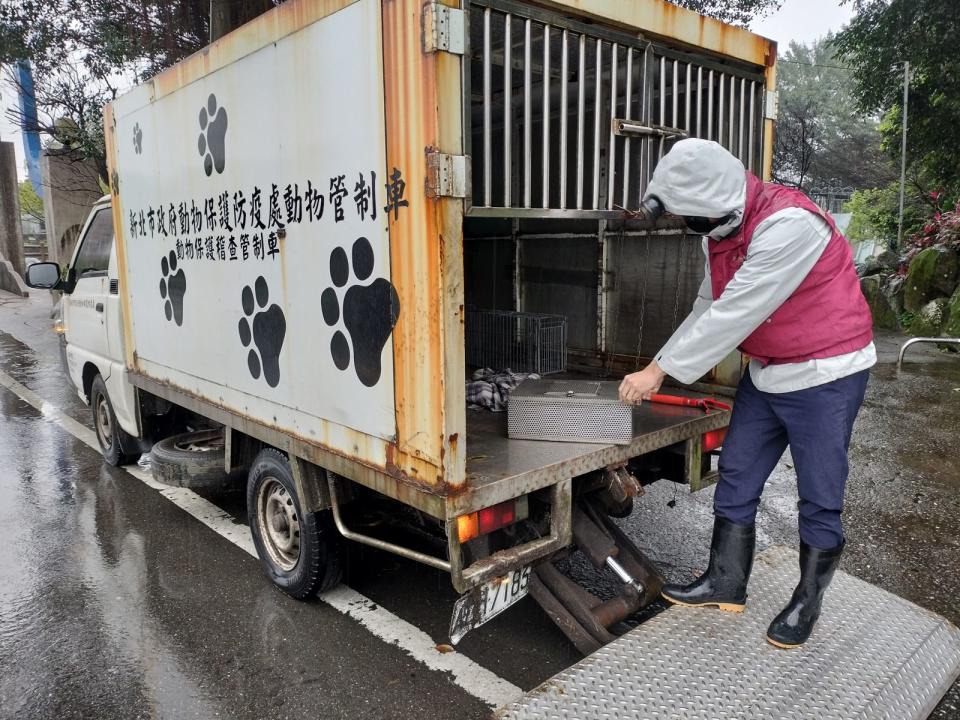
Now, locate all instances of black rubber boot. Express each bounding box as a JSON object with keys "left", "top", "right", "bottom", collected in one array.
[
  {"left": 661, "top": 516, "right": 755, "bottom": 613},
  {"left": 766, "top": 541, "right": 844, "bottom": 648}
]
